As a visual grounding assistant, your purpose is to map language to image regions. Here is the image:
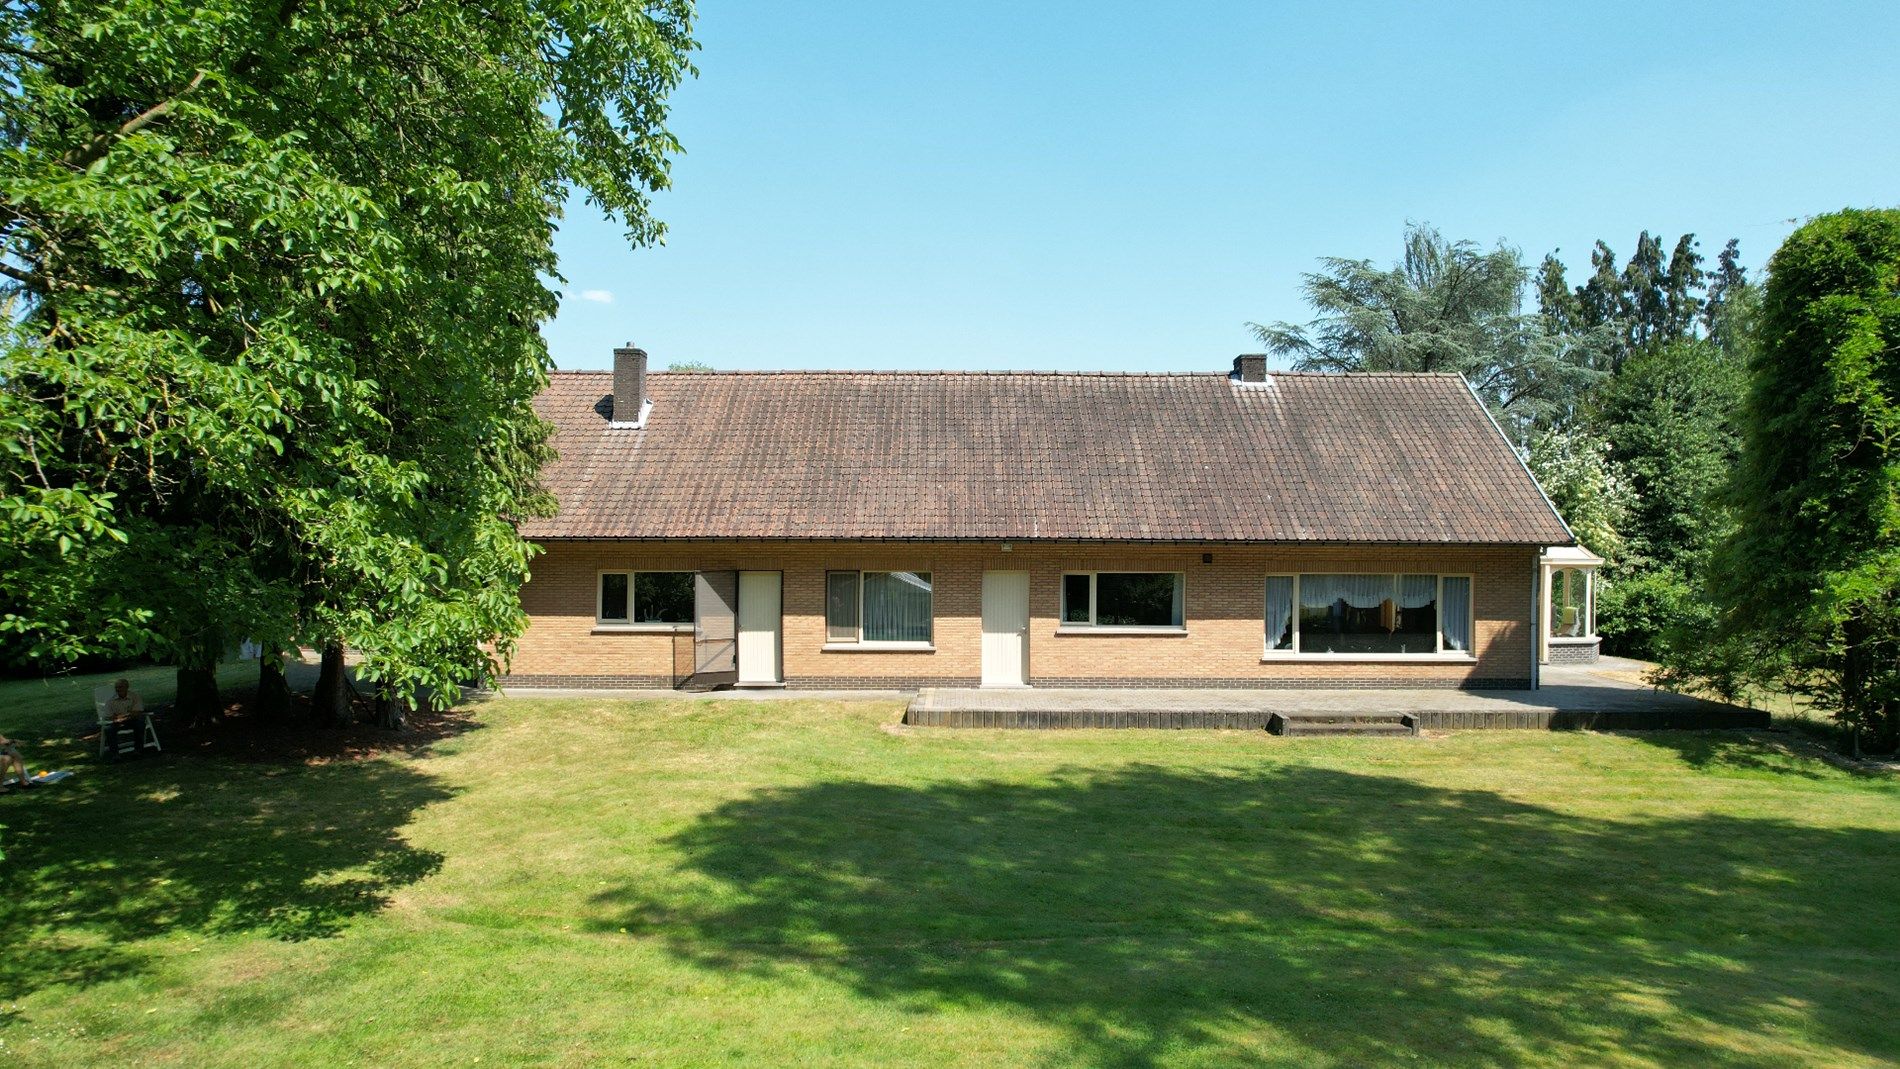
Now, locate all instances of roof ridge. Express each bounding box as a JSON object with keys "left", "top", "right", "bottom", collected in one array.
[
  {"left": 557, "top": 369, "right": 1229, "bottom": 377},
  {"left": 551, "top": 368, "right": 1470, "bottom": 379}
]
